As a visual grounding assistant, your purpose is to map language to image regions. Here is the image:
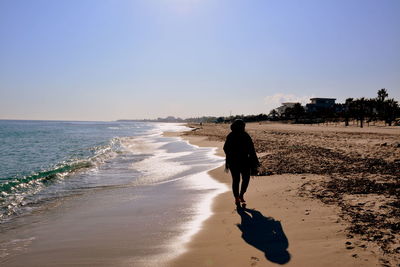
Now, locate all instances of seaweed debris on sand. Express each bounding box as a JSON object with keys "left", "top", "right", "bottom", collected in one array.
[{"left": 184, "top": 122, "right": 399, "bottom": 266}]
